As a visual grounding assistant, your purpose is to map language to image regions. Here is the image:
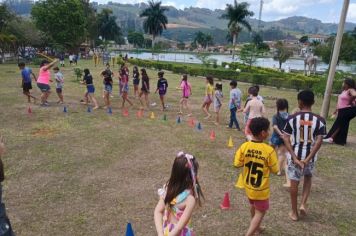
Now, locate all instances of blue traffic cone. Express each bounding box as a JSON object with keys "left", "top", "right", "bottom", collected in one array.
[
  {"left": 107, "top": 107, "right": 112, "bottom": 114},
  {"left": 87, "top": 106, "right": 91, "bottom": 113},
  {"left": 176, "top": 116, "right": 181, "bottom": 124},
  {"left": 63, "top": 106, "right": 67, "bottom": 113},
  {"left": 197, "top": 122, "right": 202, "bottom": 130},
  {"left": 125, "top": 222, "right": 134, "bottom": 236}
]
